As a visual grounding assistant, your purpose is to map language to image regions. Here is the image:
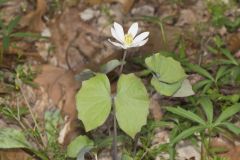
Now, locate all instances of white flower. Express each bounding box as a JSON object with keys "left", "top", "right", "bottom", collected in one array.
[{"left": 108, "top": 22, "right": 149, "bottom": 49}]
